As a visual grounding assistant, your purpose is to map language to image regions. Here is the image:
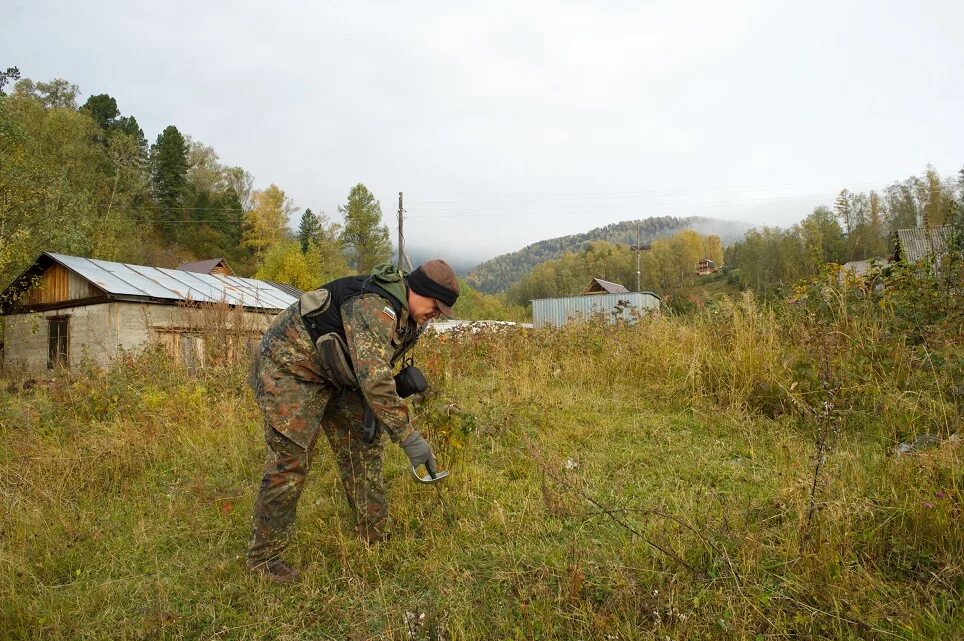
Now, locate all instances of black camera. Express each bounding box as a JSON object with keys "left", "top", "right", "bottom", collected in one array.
[{"left": 393, "top": 365, "right": 428, "bottom": 399}]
